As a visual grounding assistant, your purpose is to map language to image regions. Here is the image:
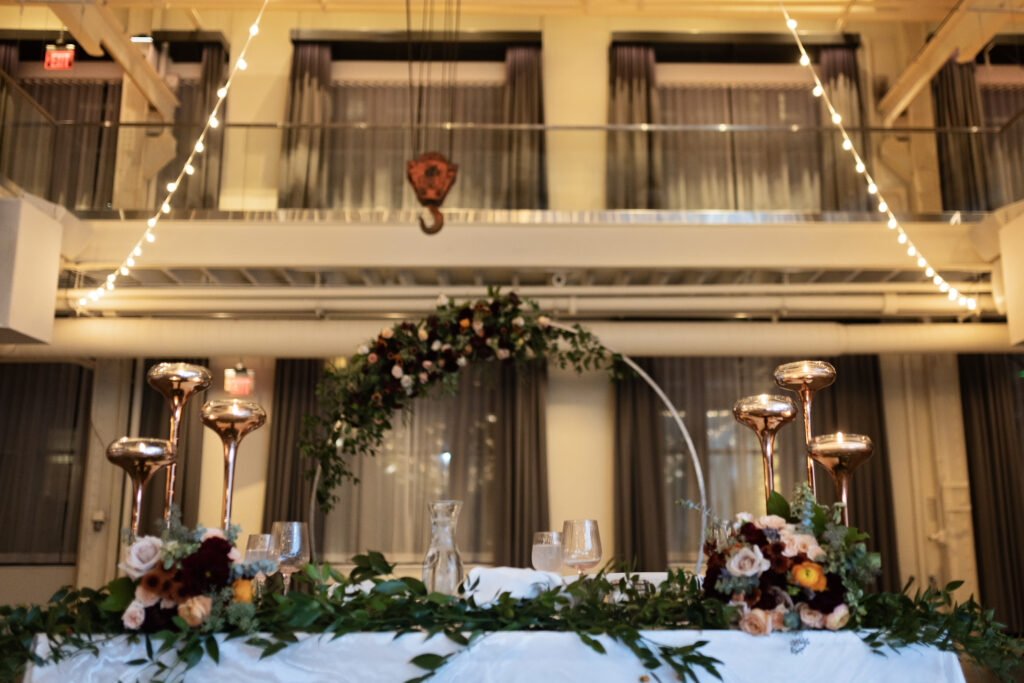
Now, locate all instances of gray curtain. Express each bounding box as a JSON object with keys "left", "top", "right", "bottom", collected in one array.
[
  {"left": 494, "top": 360, "right": 549, "bottom": 567},
  {"left": 0, "top": 41, "right": 17, "bottom": 76},
  {"left": 607, "top": 45, "right": 663, "bottom": 209},
  {"left": 811, "top": 355, "right": 901, "bottom": 593},
  {"left": 157, "top": 44, "right": 227, "bottom": 209},
  {"left": 819, "top": 46, "right": 870, "bottom": 212},
  {"left": 957, "top": 354, "right": 1024, "bottom": 636},
  {"left": 17, "top": 79, "right": 120, "bottom": 210},
  {"left": 614, "top": 359, "right": 668, "bottom": 570},
  {"left": 981, "top": 85, "right": 1024, "bottom": 208},
  {"left": 279, "top": 42, "right": 332, "bottom": 209},
  {"left": 262, "top": 359, "right": 326, "bottom": 555},
  {"left": 658, "top": 84, "right": 820, "bottom": 210},
  {"left": 932, "top": 60, "right": 990, "bottom": 211},
  {"left": 0, "top": 363, "right": 92, "bottom": 564},
  {"left": 136, "top": 358, "right": 210, "bottom": 534},
  {"left": 502, "top": 46, "right": 547, "bottom": 209}
]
